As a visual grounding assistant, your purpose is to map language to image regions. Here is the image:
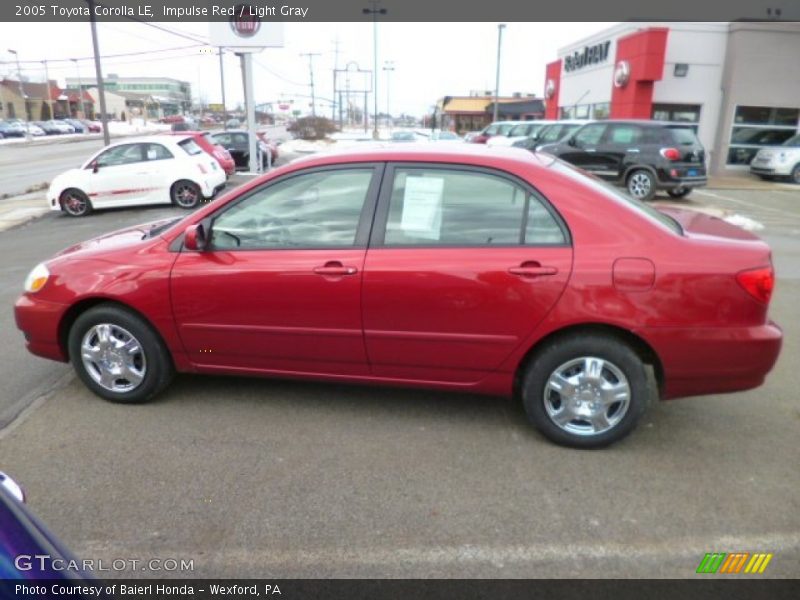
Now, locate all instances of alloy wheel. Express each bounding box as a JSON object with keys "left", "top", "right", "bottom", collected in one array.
[
  {"left": 543, "top": 356, "right": 631, "bottom": 436},
  {"left": 80, "top": 323, "right": 147, "bottom": 393}
]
